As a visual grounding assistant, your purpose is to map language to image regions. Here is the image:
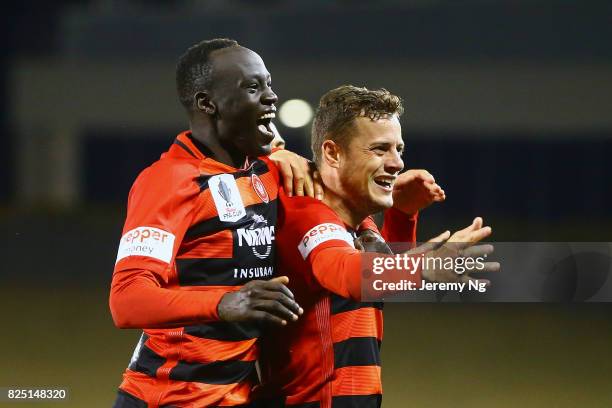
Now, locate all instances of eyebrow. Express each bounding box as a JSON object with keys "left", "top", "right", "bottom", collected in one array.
[
  {"left": 371, "top": 141, "right": 402, "bottom": 146},
  {"left": 240, "top": 73, "right": 271, "bottom": 85},
  {"left": 247, "top": 72, "right": 271, "bottom": 80},
  {"left": 370, "top": 141, "right": 405, "bottom": 151}
]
